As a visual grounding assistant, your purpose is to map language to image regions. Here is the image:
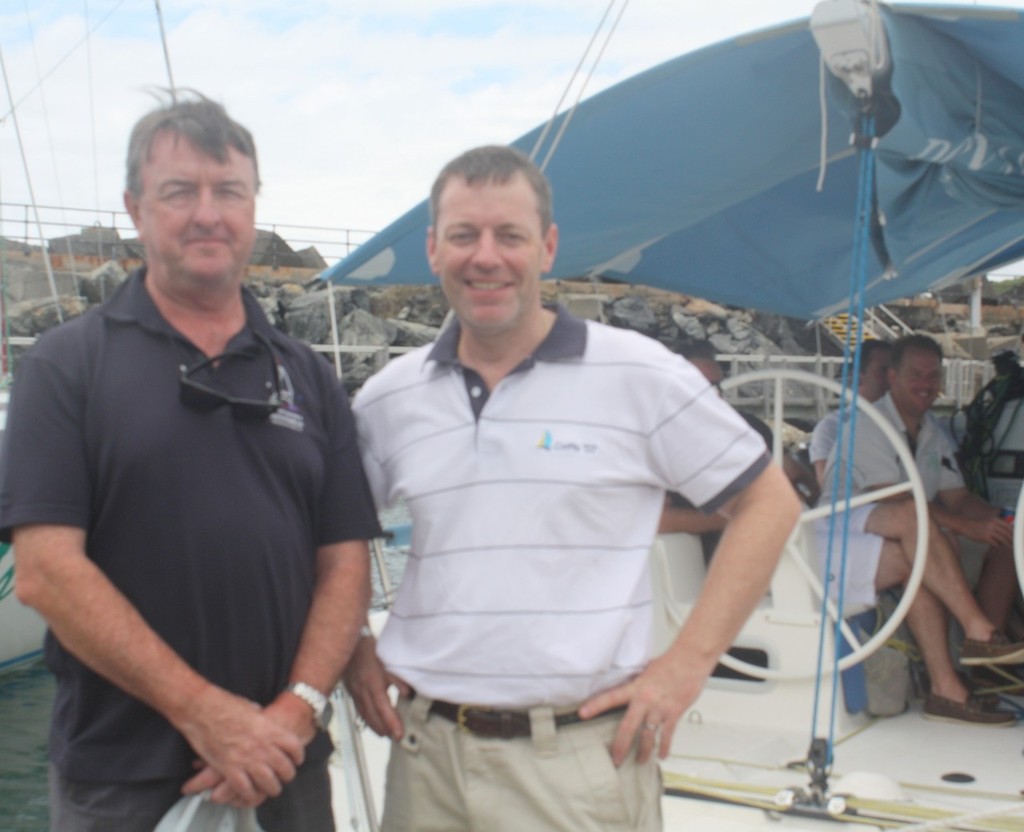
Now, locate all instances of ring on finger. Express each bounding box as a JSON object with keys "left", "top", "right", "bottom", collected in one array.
[{"left": 642, "top": 721, "right": 660, "bottom": 732}]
